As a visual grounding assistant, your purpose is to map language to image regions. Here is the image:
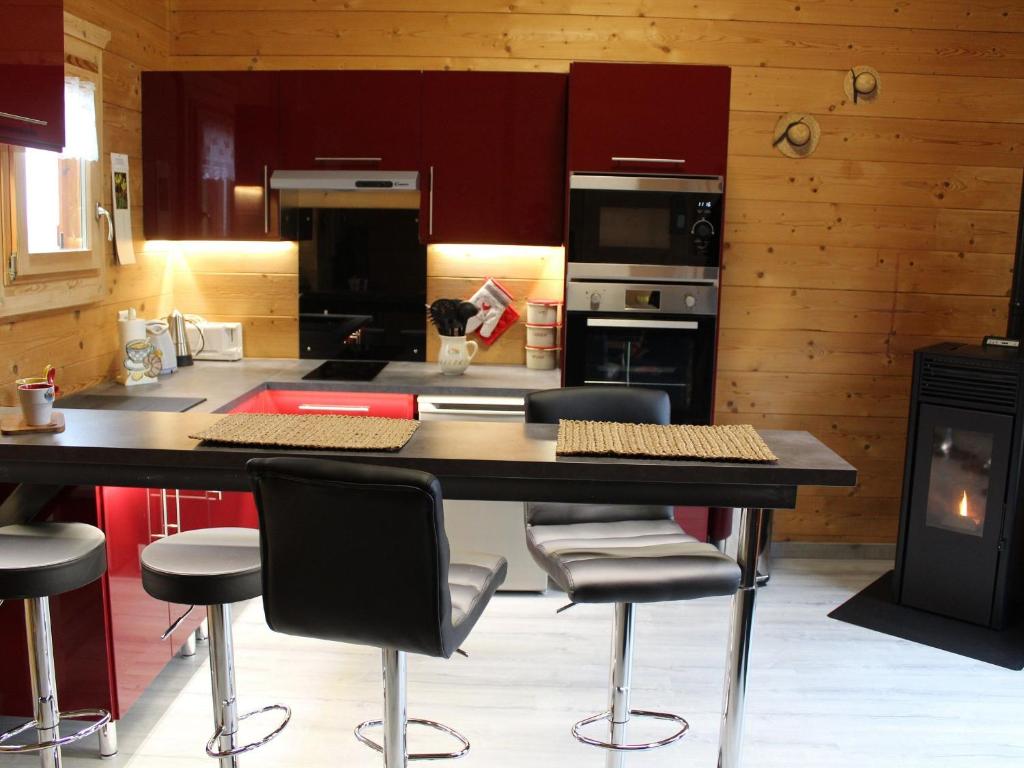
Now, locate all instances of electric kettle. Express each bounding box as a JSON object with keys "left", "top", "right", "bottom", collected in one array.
[{"left": 167, "top": 309, "right": 194, "bottom": 367}]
